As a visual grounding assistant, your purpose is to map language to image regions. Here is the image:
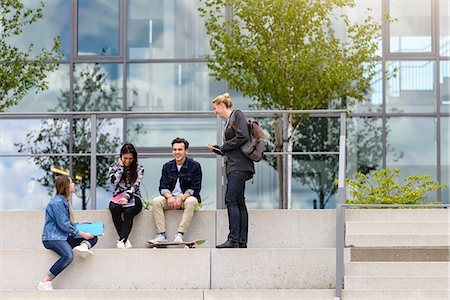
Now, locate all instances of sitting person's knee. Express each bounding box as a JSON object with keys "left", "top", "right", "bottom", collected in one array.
[
  {"left": 184, "top": 196, "right": 198, "bottom": 207},
  {"left": 152, "top": 196, "right": 165, "bottom": 207}
]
